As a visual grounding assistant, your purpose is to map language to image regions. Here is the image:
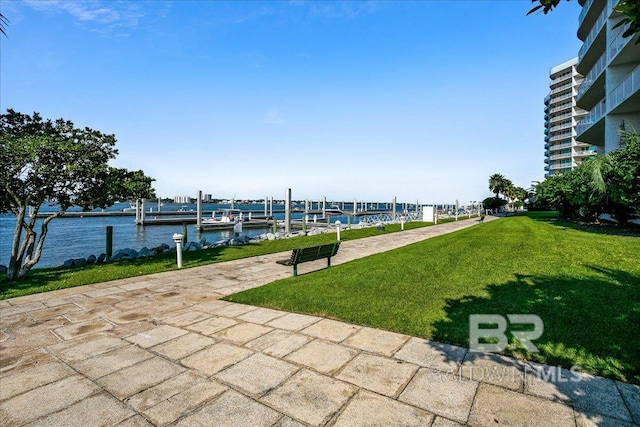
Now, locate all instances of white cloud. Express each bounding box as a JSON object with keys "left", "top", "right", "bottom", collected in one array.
[{"left": 23, "top": 0, "right": 143, "bottom": 30}]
